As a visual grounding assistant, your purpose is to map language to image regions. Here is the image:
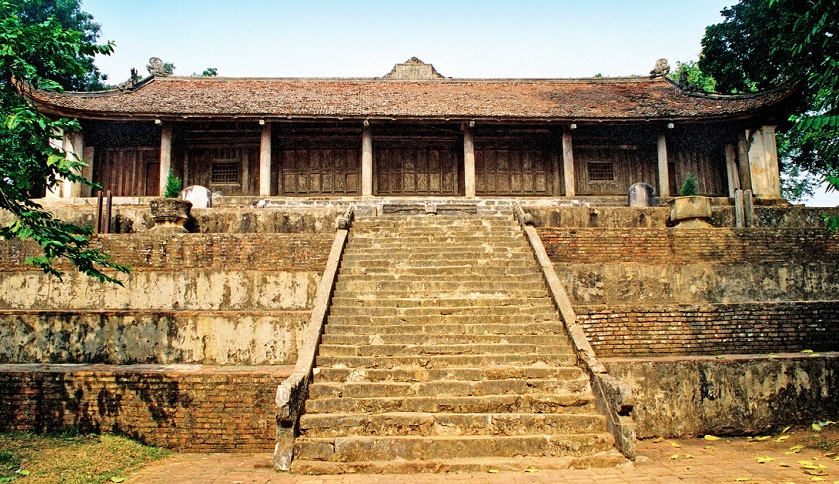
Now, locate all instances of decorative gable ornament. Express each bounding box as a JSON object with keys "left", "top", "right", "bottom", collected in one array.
[
  {"left": 382, "top": 57, "right": 445, "bottom": 80},
  {"left": 649, "top": 58, "right": 670, "bottom": 78},
  {"left": 147, "top": 57, "right": 170, "bottom": 77}
]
